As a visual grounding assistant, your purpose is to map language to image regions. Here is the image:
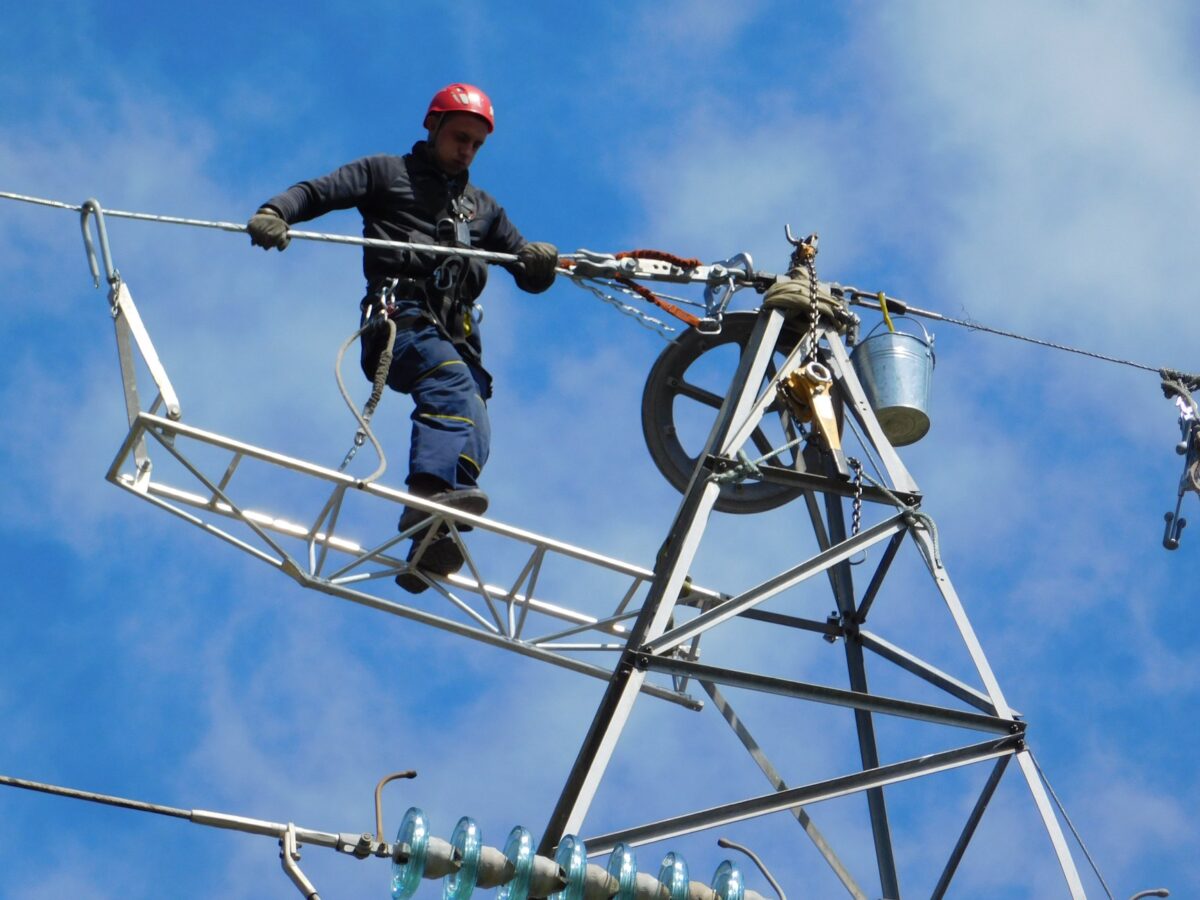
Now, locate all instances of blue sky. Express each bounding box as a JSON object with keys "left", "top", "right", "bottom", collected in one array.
[{"left": 1, "top": 2, "right": 1198, "bottom": 898}]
